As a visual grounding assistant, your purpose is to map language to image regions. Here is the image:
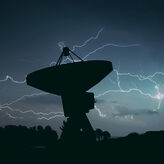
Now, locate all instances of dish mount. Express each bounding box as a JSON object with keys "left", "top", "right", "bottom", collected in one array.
[{"left": 56, "top": 47, "right": 84, "bottom": 66}]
